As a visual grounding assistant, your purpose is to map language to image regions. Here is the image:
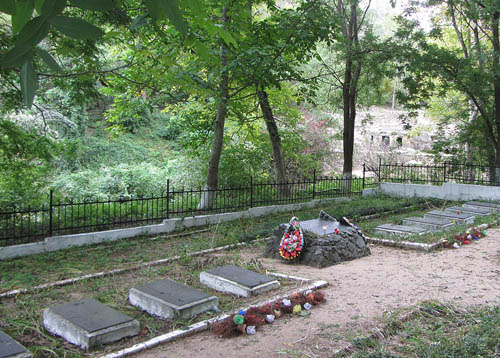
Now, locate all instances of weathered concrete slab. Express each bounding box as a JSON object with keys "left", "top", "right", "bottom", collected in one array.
[
  {"left": 424, "top": 210, "right": 475, "bottom": 225},
  {"left": 0, "top": 331, "right": 31, "bottom": 358},
  {"left": 402, "top": 216, "right": 456, "bottom": 232},
  {"left": 129, "top": 278, "right": 218, "bottom": 319},
  {"left": 300, "top": 218, "right": 340, "bottom": 237},
  {"left": 200, "top": 265, "right": 280, "bottom": 297},
  {"left": 445, "top": 205, "right": 491, "bottom": 217},
  {"left": 373, "top": 224, "right": 428, "bottom": 238},
  {"left": 463, "top": 201, "right": 500, "bottom": 211},
  {"left": 43, "top": 299, "right": 140, "bottom": 350}
]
